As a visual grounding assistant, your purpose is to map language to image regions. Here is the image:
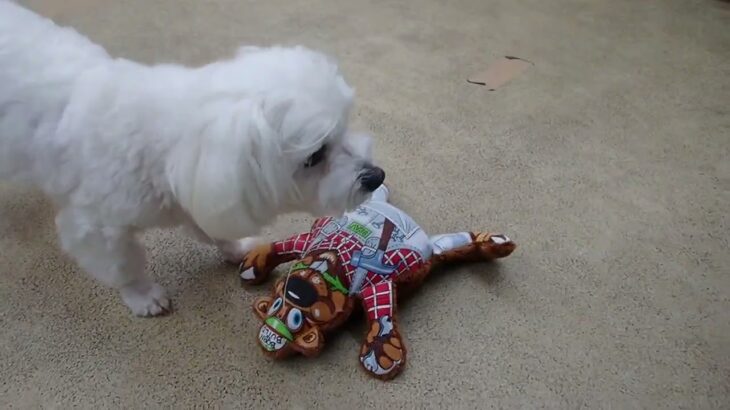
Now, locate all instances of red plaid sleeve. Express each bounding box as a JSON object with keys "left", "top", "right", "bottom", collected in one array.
[
  {"left": 361, "top": 282, "right": 396, "bottom": 321},
  {"left": 384, "top": 248, "right": 426, "bottom": 276},
  {"left": 273, "top": 232, "right": 312, "bottom": 257},
  {"left": 309, "top": 217, "right": 330, "bottom": 238}
]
